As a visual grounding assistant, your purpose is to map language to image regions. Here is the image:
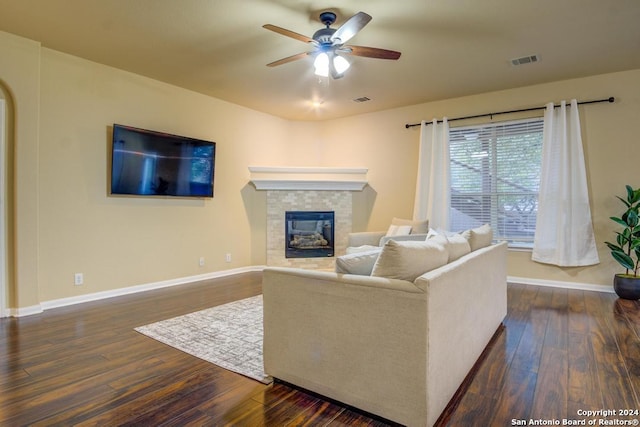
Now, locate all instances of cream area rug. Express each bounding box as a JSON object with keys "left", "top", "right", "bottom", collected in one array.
[{"left": 135, "top": 295, "right": 272, "bottom": 384}]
